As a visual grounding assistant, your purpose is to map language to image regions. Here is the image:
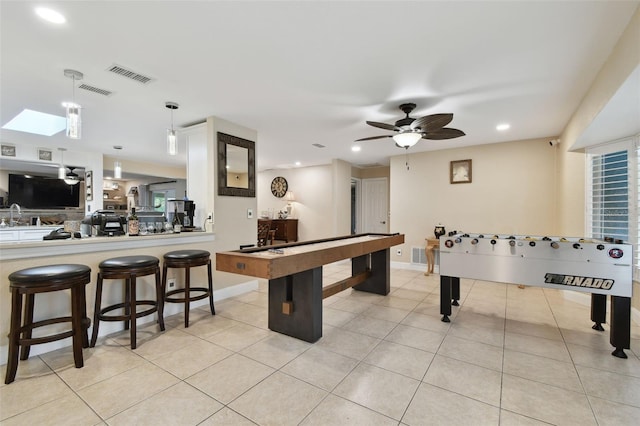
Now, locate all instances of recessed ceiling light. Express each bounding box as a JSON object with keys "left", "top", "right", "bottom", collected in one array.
[
  {"left": 35, "top": 7, "right": 66, "bottom": 24},
  {"left": 352, "top": 146, "right": 361, "bottom": 152},
  {"left": 2, "top": 109, "right": 66, "bottom": 136},
  {"left": 295, "top": 161, "right": 301, "bottom": 166},
  {"left": 496, "top": 123, "right": 510, "bottom": 131}
]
